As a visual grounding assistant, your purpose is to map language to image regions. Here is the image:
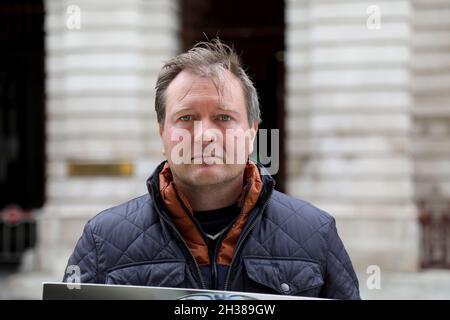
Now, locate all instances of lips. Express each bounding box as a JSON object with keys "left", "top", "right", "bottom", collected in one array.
[
  {"left": 191, "top": 151, "right": 219, "bottom": 160},
  {"left": 191, "top": 152, "right": 224, "bottom": 164},
  {"left": 191, "top": 155, "right": 221, "bottom": 160}
]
